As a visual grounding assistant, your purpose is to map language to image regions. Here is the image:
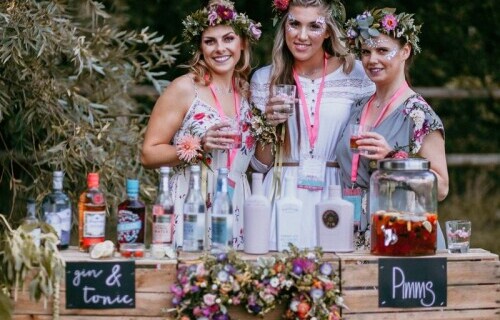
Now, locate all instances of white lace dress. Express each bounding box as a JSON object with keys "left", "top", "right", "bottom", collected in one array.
[
  {"left": 250, "top": 61, "right": 375, "bottom": 250},
  {"left": 170, "top": 85, "right": 255, "bottom": 250}
]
